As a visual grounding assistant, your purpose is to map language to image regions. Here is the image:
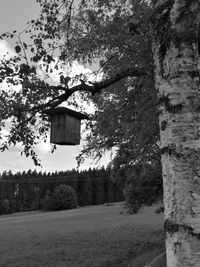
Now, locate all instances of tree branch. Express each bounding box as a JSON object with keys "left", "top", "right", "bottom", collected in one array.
[{"left": 35, "top": 67, "right": 147, "bottom": 111}]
